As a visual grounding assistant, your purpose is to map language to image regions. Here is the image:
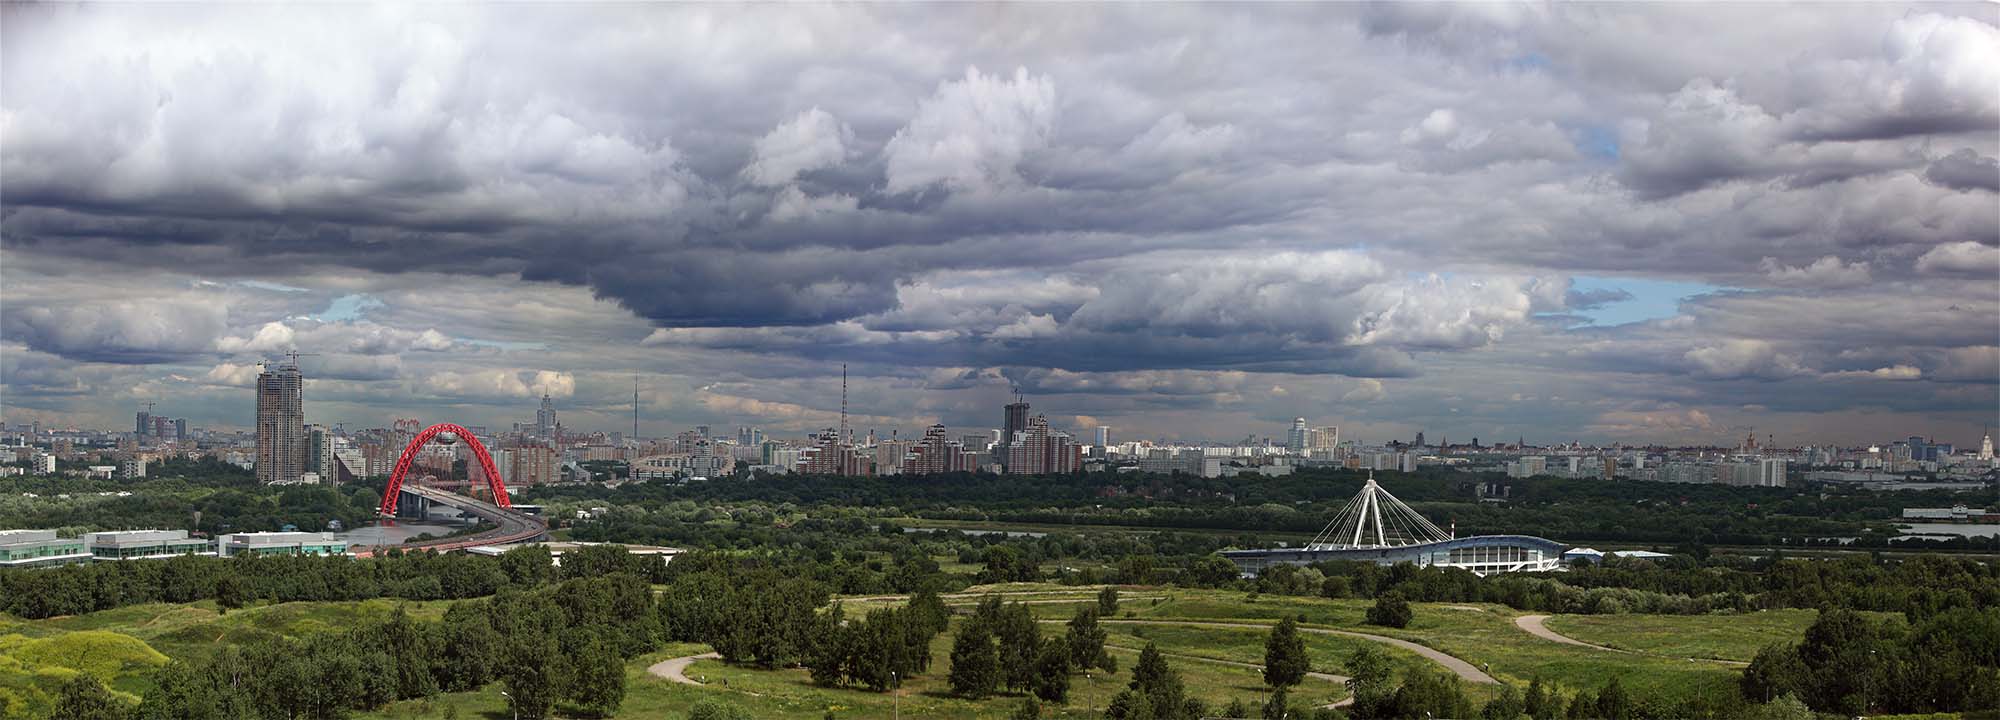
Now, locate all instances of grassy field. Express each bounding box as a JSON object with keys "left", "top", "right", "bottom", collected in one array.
[
  {"left": 1542, "top": 609, "right": 1821, "bottom": 662},
  {"left": 2, "top": 584, "right": 1820, "bottom": 719}
]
